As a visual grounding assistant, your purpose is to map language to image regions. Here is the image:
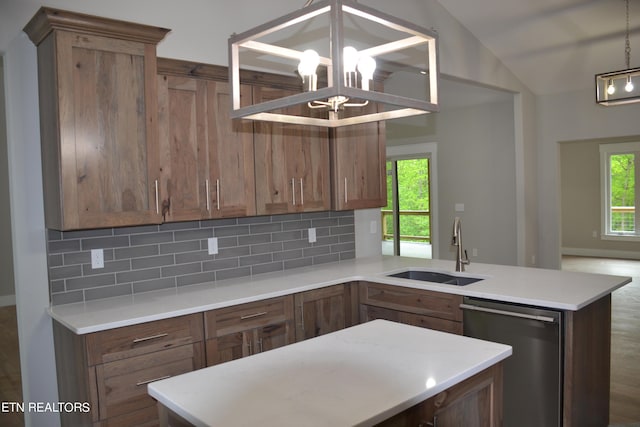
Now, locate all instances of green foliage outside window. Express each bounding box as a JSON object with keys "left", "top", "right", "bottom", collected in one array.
[
  {"left": 384, "top": 159, "right": 431, "bottom": 242},
  {"left": 609, "top": 153, "right": 635, "bottom": 233}
]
